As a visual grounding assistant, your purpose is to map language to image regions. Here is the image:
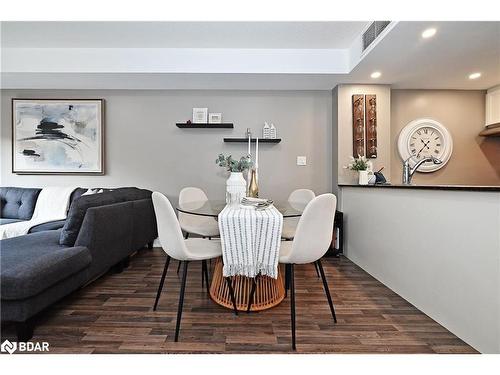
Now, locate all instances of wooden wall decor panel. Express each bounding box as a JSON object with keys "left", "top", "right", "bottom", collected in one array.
[
  {"left": 365, "top": 95, "right": 377, "bottom": 158},
  {"left": 352, "top": 95, "right": 365, "bottom": 157}
]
